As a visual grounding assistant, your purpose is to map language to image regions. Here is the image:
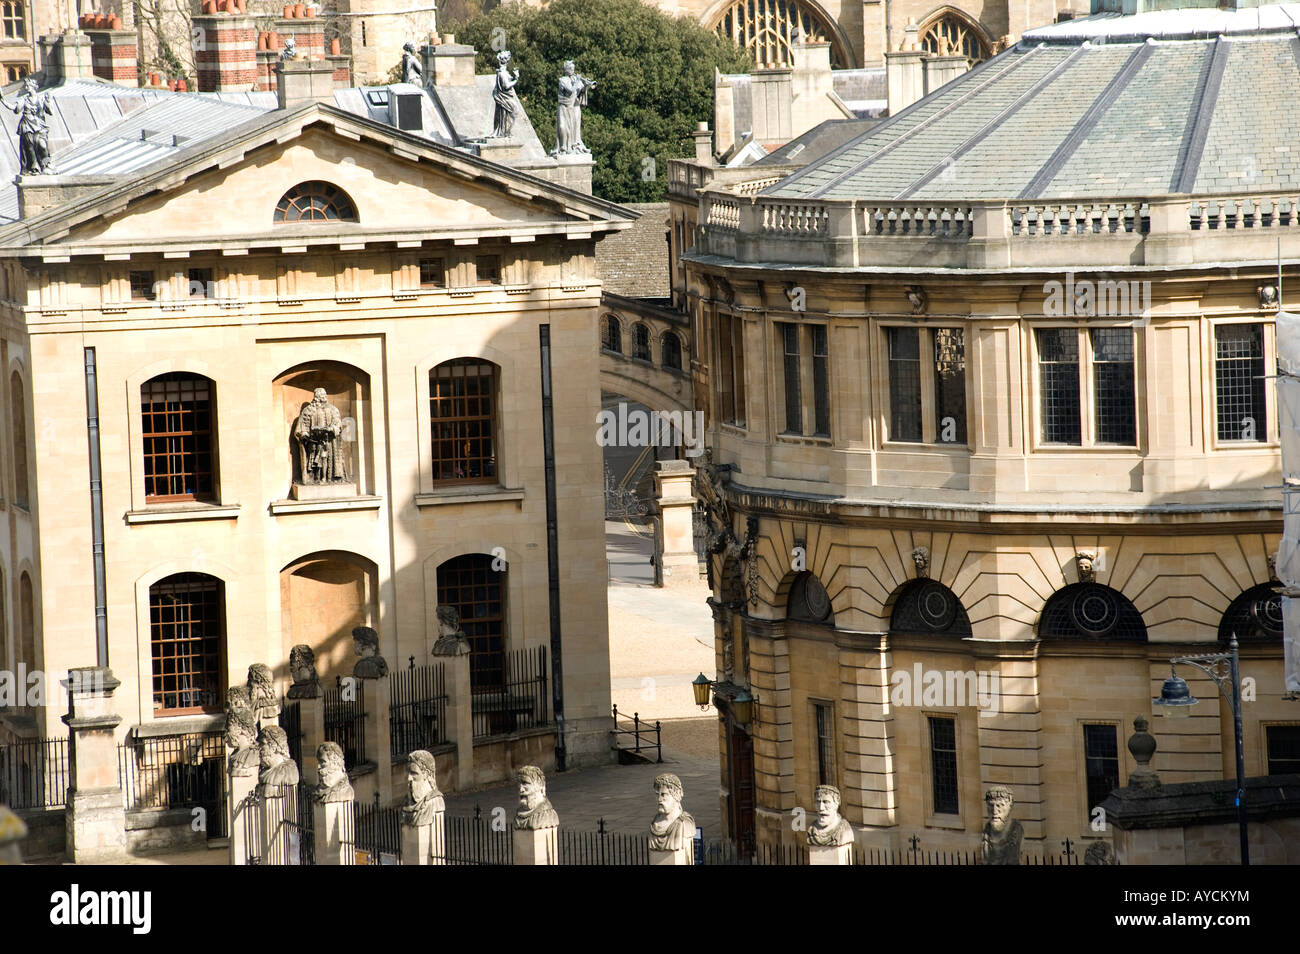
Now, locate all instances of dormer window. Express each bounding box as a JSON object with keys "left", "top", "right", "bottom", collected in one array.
[{"left": 274, "top": 181, "right": 358, "bottom": 223}]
